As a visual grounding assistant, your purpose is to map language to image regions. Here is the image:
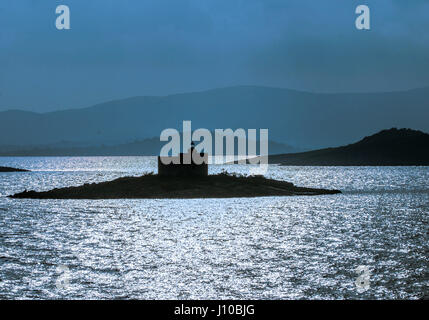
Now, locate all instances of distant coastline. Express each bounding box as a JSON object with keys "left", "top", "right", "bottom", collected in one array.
[
  {"left": 0, "top": 138, "right": 297, "bottom": 157},
  {"left": 267, "top": 128, "right": 429, "bottom": 166}
]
